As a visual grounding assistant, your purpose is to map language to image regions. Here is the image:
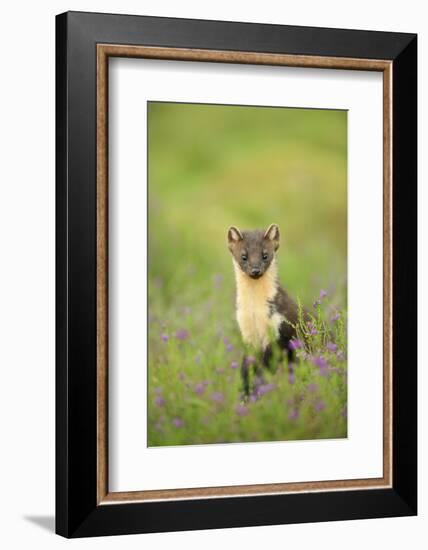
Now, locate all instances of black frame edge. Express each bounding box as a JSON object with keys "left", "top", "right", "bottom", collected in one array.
[
  {"left": 65, "top": 10, "right": 416, "bottom": 60},
  {"left": 56, "top": 10, "right": 100, "bottom": 538},
  {"left": 71, "top": 489, "right": 414, "bottom": 538},
  {"left": 55, "top": 11, "right": 69, "bottom": 538},
  {"left": 392, "top": 35, "right": 418, "bottom": 514}
]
